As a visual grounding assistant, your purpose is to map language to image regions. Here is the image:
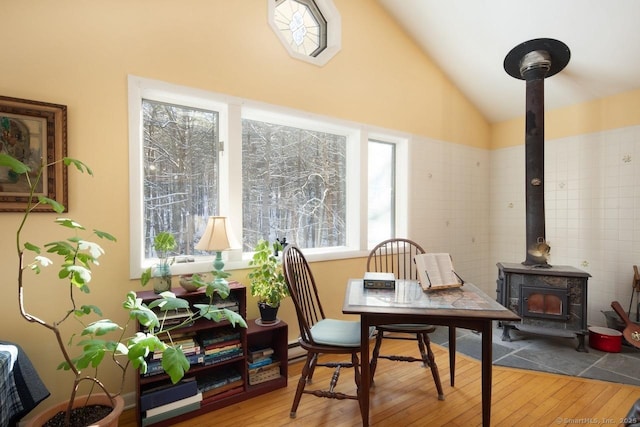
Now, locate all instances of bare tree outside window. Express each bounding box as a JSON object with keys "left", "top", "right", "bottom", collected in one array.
[
  {"left": 143, "top": 100, "right": 220, "bottom": 258},
  {"left": 242, "top": 119, "right": 347, "bottom": 251}
]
